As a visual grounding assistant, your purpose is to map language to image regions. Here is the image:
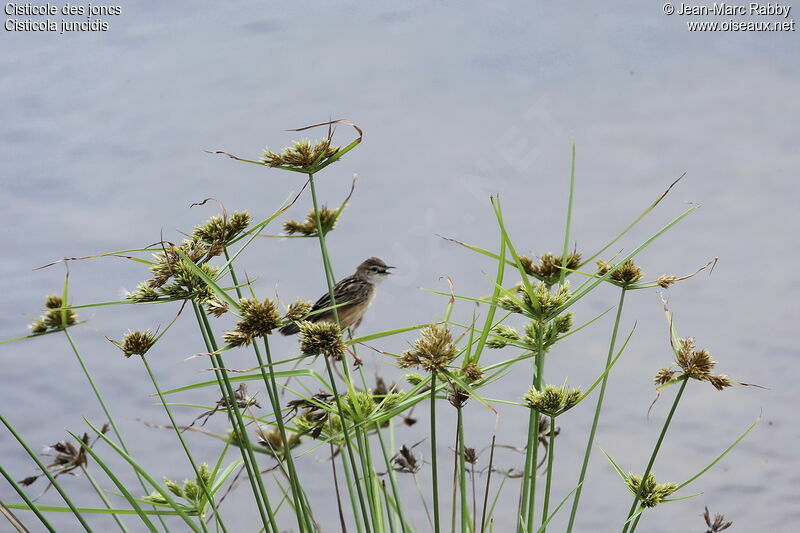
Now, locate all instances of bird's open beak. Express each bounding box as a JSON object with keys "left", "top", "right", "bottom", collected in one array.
[{"left": 384, "top": 266, "right": 396, "bottom": 274}]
